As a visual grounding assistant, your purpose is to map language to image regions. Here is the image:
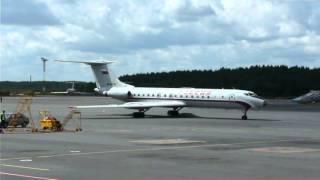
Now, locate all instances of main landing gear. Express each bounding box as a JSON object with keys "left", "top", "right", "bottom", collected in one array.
[
  {"left": 133, "top": 112, "right": 145, "bottom": 118},
  {"left": 167, "top": 110, "right": 179, "bottom": 116},
  {"left": 167, "top": 107, "right": 182, "bottom": 117},
  {"left": 132, "top": 107, "right": 183, "bottom": 118},
  {"left": 132, "top": 109, "right": 148, "bottom": 118}
]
